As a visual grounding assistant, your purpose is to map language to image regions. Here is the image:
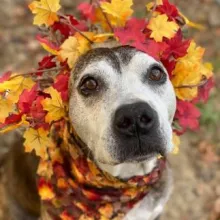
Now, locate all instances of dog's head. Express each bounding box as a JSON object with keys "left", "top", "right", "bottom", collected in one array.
[{"left": 69, "top": 46, "right": 176, "bottom": 165}]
